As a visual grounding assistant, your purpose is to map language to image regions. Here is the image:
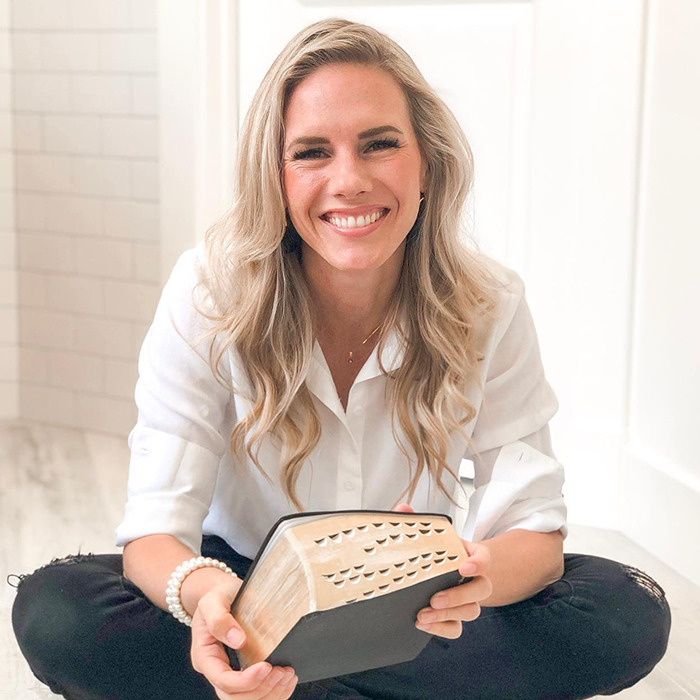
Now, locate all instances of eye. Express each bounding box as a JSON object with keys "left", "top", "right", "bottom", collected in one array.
[
  {"left": 291, "top": 147, "right": 327, "bottom": 161},
  {"left": 365, "top": 138, "right": 401, "bottom": 153}
]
